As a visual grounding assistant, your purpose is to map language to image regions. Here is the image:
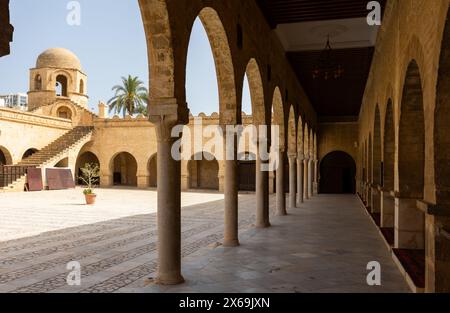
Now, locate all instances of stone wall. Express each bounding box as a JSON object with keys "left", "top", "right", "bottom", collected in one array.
[
  {"left": 0, "top": 108, "right": 72, "bottom": 164},
  {"left": 357, "top": 0, "right": 450, "bottom": 292}
]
